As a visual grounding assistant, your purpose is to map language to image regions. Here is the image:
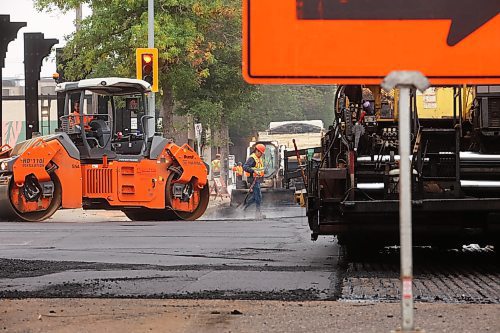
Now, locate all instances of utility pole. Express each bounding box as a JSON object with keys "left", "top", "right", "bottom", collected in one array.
[{"left": 147, "top": 0, "right": 155, "bottom": 137}]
